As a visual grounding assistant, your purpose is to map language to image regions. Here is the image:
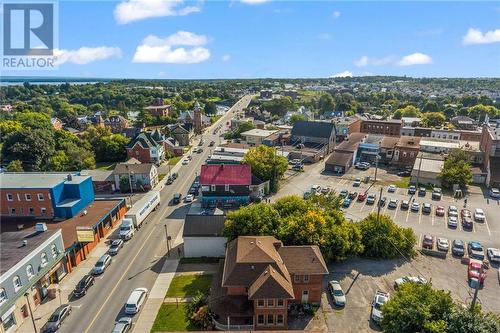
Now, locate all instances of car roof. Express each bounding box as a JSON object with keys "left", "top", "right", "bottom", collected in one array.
[
  {"left": 54, "top": 304, "right": 70, "bottom": 314},
  {"left": 98, "top": 254, "right": 110, "bottom": 261},
  {"left": 128, "top": 288, "right": 147, "bottom": 303}
]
